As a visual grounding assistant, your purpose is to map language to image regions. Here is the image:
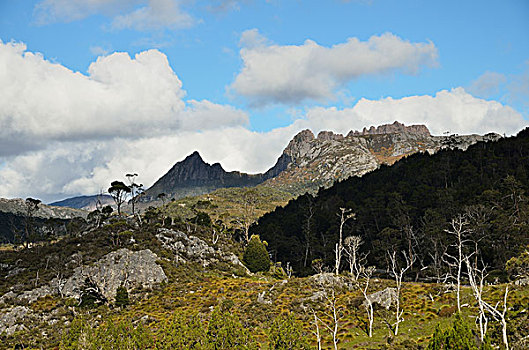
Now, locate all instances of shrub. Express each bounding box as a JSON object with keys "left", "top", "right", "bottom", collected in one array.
[
  {"left": 243, "top": 235, "right": 271, "bottom": 273},
  {"left": 206, "top": 306, "right": 257, "bottom": 349},
  {"left": 427, "top": 313, "right": 492, "bottom": 350},
  {"left": 115, "top": 284, "right": 130, "bottom": 308},
  {"left": 154, "top": 313, "right": 206, "bottom": 349},
  {"left": 267, "top": 313, "right": 310, "bottom": 350}
]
